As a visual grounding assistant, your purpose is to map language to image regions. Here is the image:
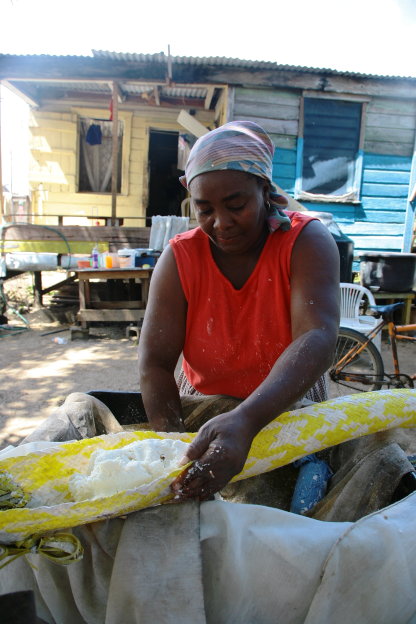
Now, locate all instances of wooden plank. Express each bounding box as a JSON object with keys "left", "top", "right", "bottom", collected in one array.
[
  {"left": 77, "top": 309, "right": 145, "bottom": 322},
  {"left": 87, "top": 301, "right": 144, "bottom": 309},
  {"left": 233, "top": 115, "right": 297, "bottom": 136},
  {"left": 177, "top": 110, "right": 209, "bottom": 138},
  {"left": 76, "top": 268, "right": 152, "bottom": 280},
  {"left": 300, "top": 202, "right": 356, "bottom": 219},
  {"left": 234, "top": 87, "right": 300, "bottom": 105},
  {"left": 349, "top": 236, "right": 404, "bottom": 249},
  {"left": 366, "top": 112, "right": 416, "bottom": 130},
  {"left": 271, "top": 163, "right": 296, "bottom": 178},
  {"left": 272, "top": 178, "right": 295, "bottom": 193},
  {"left": 367, "top": 98, "right": 416, "bottom": 116},
  {"left": 340, "top": 222, "right": 404, "bottom": 235},
  {"left": 365, "top": 125, "right": 415, "bottom": 144},
  {"left": 206, "top": 68, "right": 416, "bottom": 99},
  {"left": 363, "top": 153, "right": 411, "bottom": 170},
  {"left": 361, "top": 196, "right": 407, "bottom": 210},
  {"left": 234, "top": 101, "right": 299, "bottom": 120},
  {"left": 204, "top": 85, "right": 215, "bottom": 110},
  {"left": 111, "top": 81, "right": 119, "bottom": 225},
  {"left": 361, "top": 182, "right": 409, "bottom": 197},
  {"left": 273, "top": 147, "right": 297, "bottom": 165},
  {"left": 362, "top": 210, "right": 407, "bottom": 222},
  {"left": 364, "top": 140, "right": 414, "bottom": 157},
  {"left": 30, "top": 119, "right": 76, "bottom": 133},
  {"left": 362, "top": 169, "right": 411, "bottom": 184},
  {"left": 270, "top": 135, "right": 297, "bottom": 150},
  {"left": 2, "top": 225, "right": 150, "bottom": 242}
]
